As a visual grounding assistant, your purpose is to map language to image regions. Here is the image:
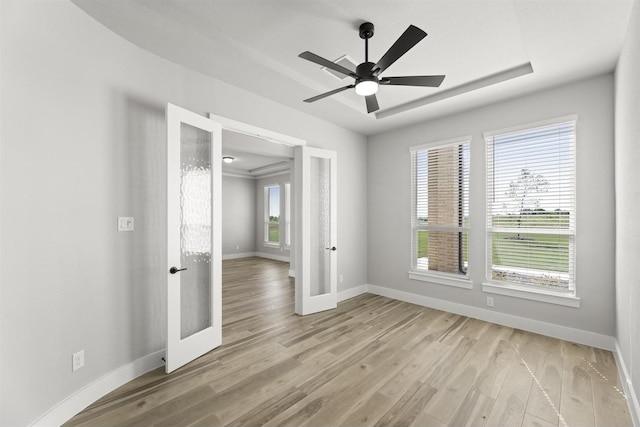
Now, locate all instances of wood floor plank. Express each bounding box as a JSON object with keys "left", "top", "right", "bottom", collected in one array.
[
  {"left": 591, "top": 374, "right": 633, "bottom": 427},
  {"left": 64, "top": 257, "right": 632, "bottom": 427},
  {"left": 374, "top": 380, "right": 438, "bottom": 427},
  {"left": 525, "top": 351, "right": 563, "bottom": 425},
  {"left": 339, "top": 392, "right": 393, "bottom": 427},
  {"left": 560, "top": 353, "right": 595, "bottom": 427},
  {"left": 422, "top": 348, "right": 486, "bottom": 423},
  {"left": 521, "top": 412, "right": 557, "bottom": 427},
  {"left": 224, "top": 387, "right": 307, "bottom": 427},
  {"left": 297, "top": 349, "right": 415, "bottom": 426},
  {"left": 410, "top": 410, "right": 447, "bottom": 427},
  {"left": 484, "top": 358, "right": 533, "bottom": 427},
  {"left": 471, "top": 339, "right": 515, "bottom": 399},
  {"left": 447, "top": 389, "right": 495, "bottom": 427}
]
